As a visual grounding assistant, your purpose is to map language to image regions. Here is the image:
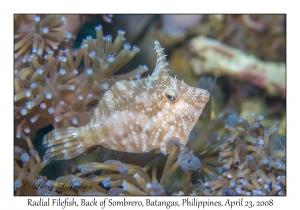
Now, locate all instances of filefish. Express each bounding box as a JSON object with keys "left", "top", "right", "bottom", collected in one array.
[{"left": 43, "top": 40, "right": 210, "bottom": 160}]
